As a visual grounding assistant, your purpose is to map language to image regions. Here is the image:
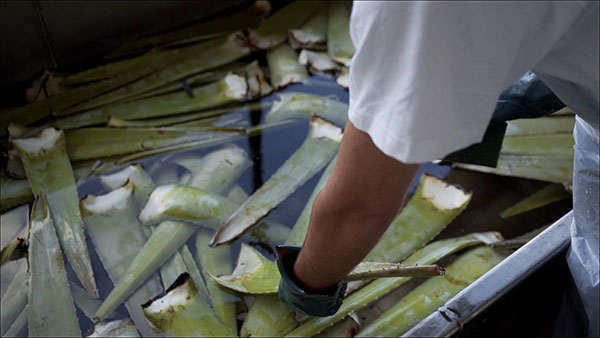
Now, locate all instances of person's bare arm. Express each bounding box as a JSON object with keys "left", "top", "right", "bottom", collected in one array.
[{"left": 293, "top": 121, "right": 420, "bottom": 292}]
